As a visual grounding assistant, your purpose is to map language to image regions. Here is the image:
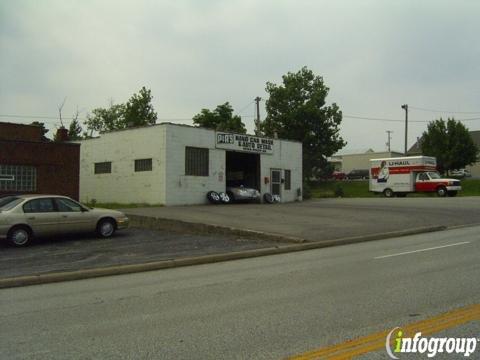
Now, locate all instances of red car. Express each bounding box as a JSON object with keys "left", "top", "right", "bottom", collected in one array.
[{"left": 332, "top": 171, "right": 346, "bottom": 180}]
